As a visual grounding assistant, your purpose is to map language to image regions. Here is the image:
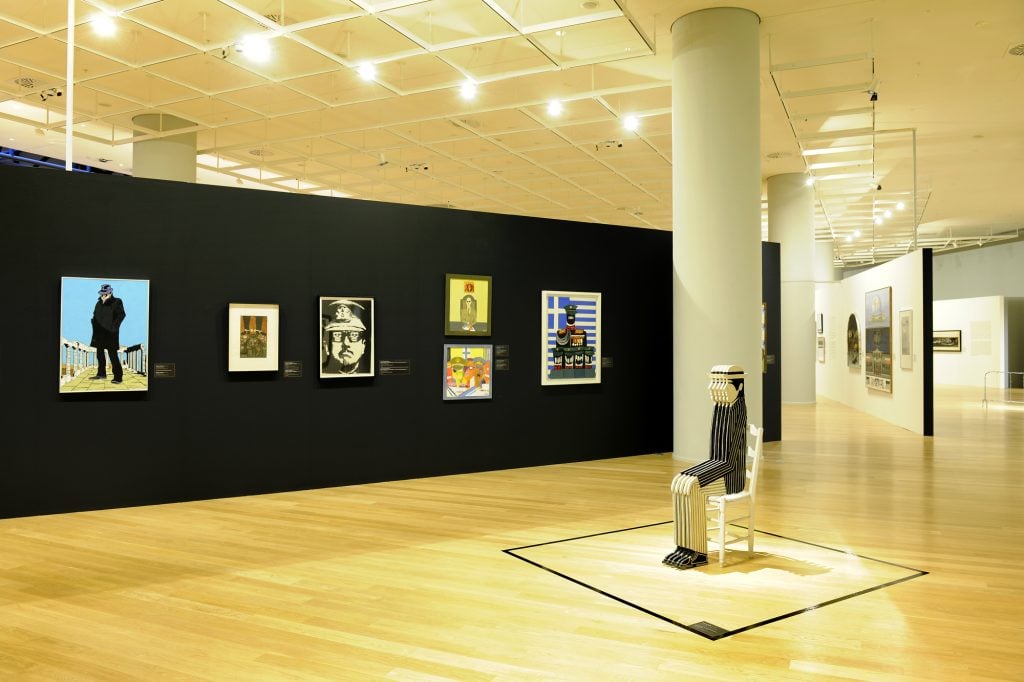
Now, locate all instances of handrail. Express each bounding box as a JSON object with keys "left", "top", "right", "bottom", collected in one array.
[{"left": 982, "top": 371, "right": 1024, "bottom": 407}]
